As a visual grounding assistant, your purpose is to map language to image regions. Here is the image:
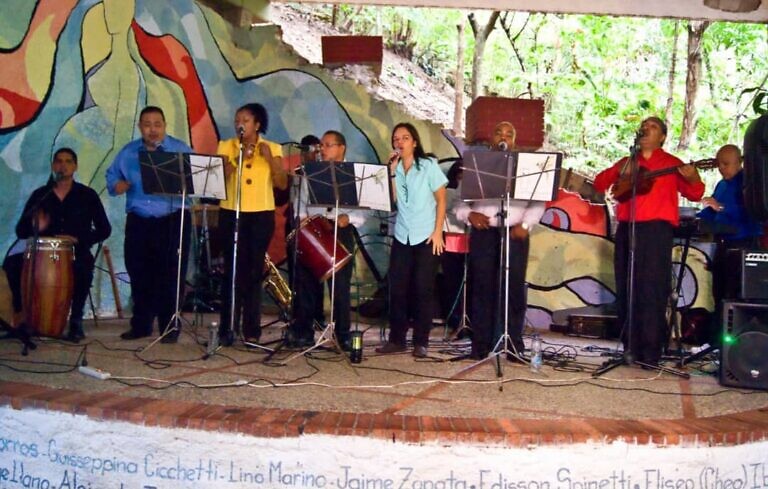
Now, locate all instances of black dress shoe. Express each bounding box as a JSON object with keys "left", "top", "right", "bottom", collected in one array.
[
  {"left": 243, "top": 326, "right": 262, "bottom": 344},
  {"left": 339, "top": 339, "right": 353, "bottom": 352},
  {"left": 160, "top": 333, "right": 179, "bottom": 344},
  {"left": 375, "top": 342, "right": 406, "bottom": 354},
  {"left": 65, "top": 326, "right": 85, "bottom": 343},
  {"left": 453, "top": 328, "right": 473, "bottom": 340},
  {"left": 288, "top": 336, "right": 315, "bottom": 348},
  {"left": 219, "top": 329, "right": 235, "bottom": 347},
  {"left": 469, "top": 349, "right": 489, "bottom": 360},
  {"left": 120, "top": 329, "right": 151, "bottom": 340},
  {"left": 412, "top": 345, "right": 428, "bottom": 358}
]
